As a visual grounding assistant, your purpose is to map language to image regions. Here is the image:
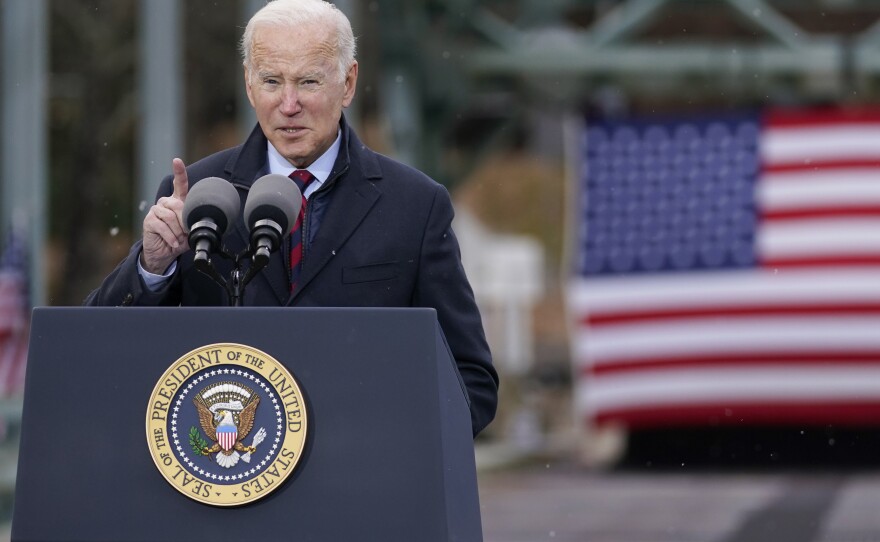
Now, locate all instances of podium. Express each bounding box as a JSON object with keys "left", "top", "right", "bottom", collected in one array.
[{"left": 11, "top": 307, "right": 482, "bottom": 541}]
